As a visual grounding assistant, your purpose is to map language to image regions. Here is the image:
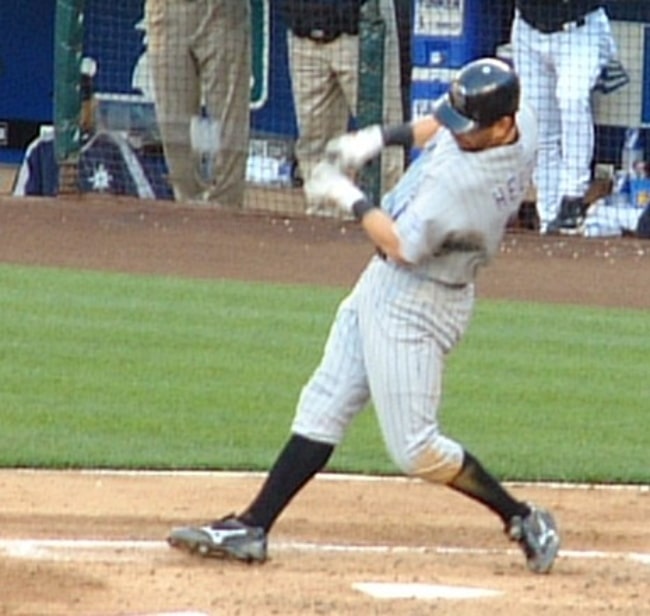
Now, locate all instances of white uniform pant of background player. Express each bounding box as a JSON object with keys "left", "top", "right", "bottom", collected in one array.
[
  {"left": 511, "top": 8, "right": 615, "bottom": 229},
  {"left": 292, "top": 258, "right": 474, "bottom": 482}
]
